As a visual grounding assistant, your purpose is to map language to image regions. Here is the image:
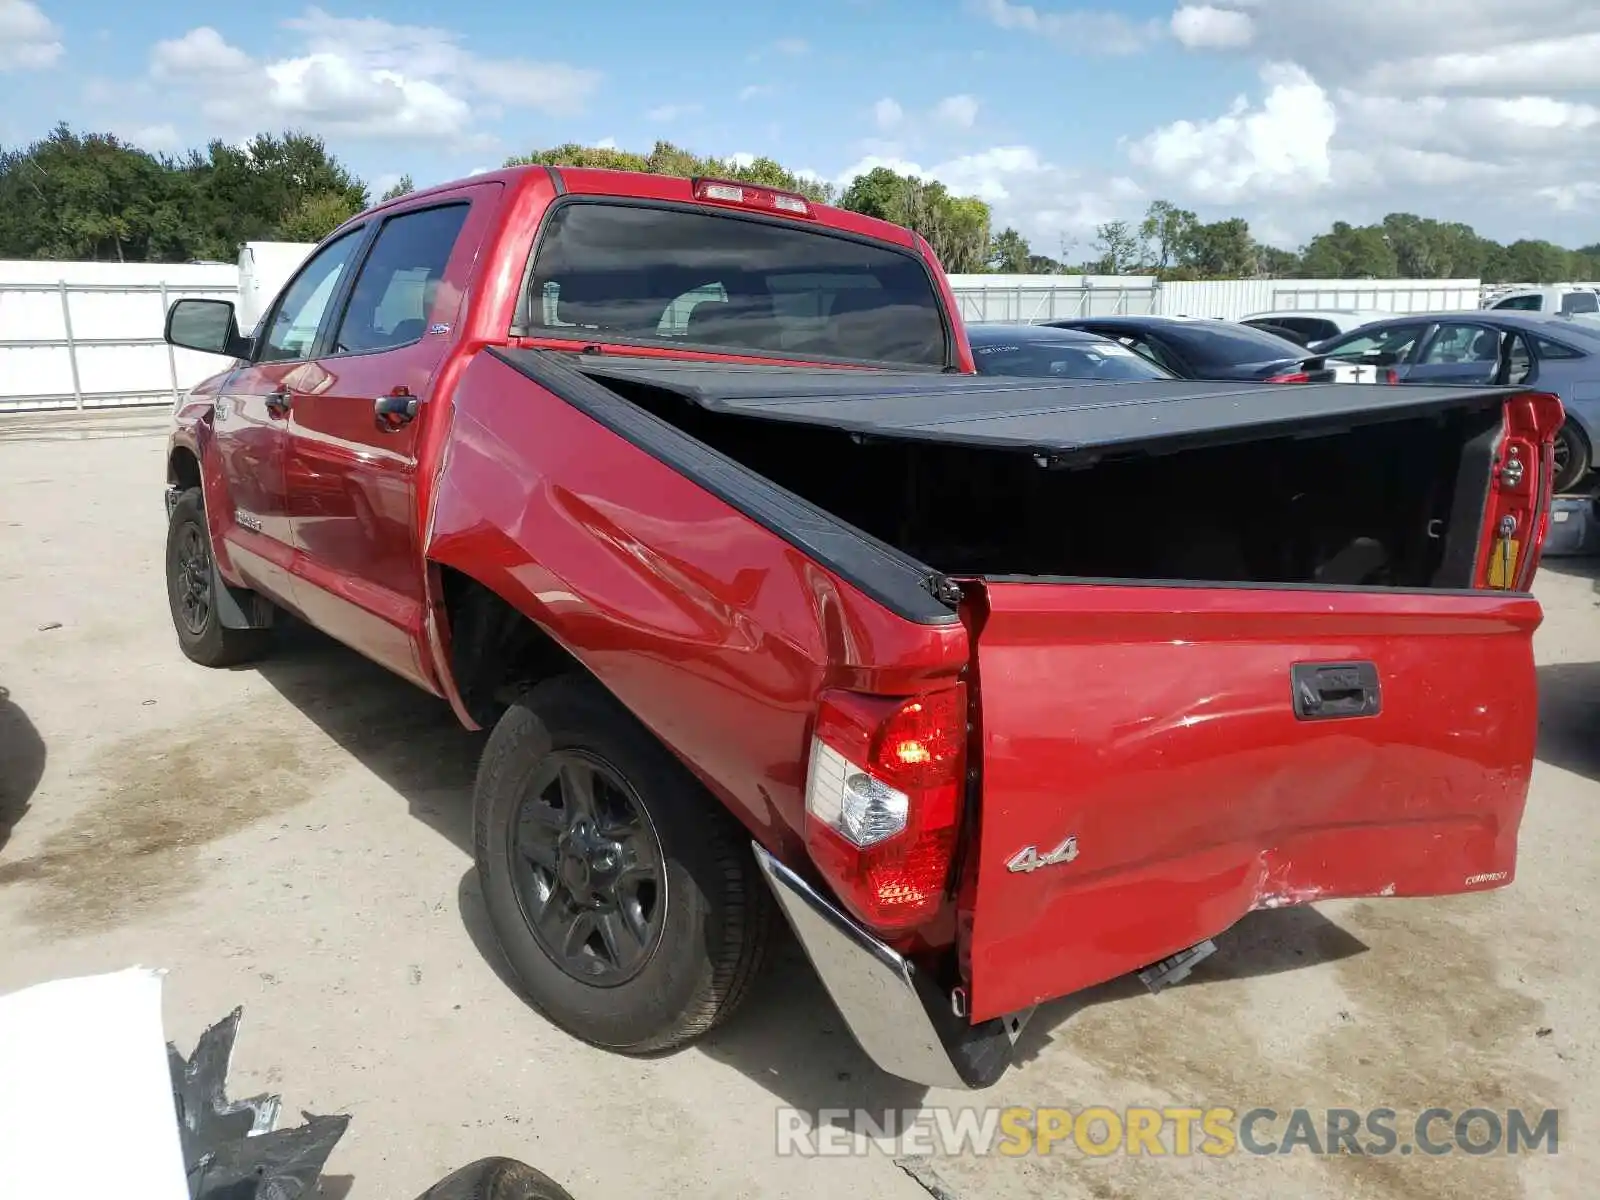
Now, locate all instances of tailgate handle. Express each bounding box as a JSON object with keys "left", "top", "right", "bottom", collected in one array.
[{"left": 1292, "top": 662, "right": 1381, "bottom": 721}]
